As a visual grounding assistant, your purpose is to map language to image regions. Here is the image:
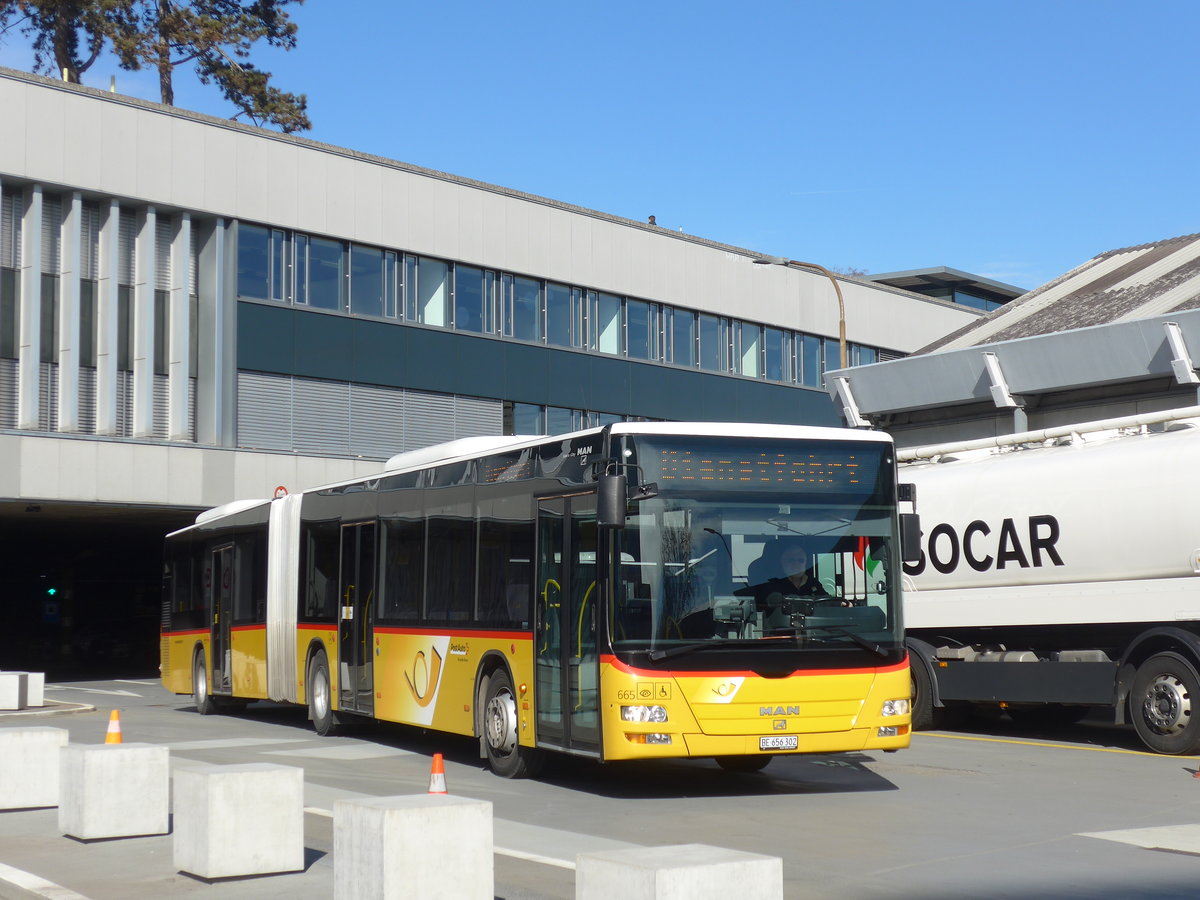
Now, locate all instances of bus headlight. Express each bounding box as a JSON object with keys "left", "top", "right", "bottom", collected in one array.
[
  {"left": 621, "top": 705, "right": 669, "bottom": 723},
  {"left": 881, "top": 699, "right": 910, "bottom": 717}
]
